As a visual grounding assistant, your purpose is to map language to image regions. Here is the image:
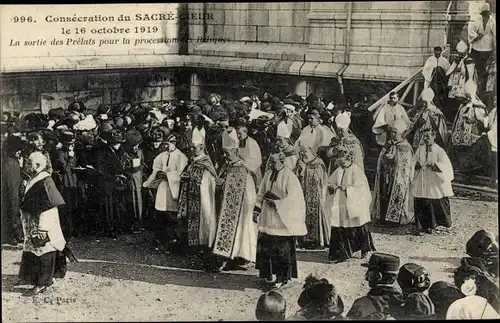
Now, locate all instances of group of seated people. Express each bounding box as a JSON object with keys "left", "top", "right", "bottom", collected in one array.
[{"left": 253, "top": 229, "right": 499, "bottom": 320}]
